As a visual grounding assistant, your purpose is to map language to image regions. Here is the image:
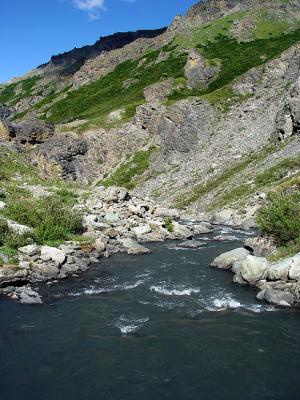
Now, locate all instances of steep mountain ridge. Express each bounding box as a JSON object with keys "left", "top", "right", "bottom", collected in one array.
[
  {"left": 1, "top": 0, "right": 300, "bottom": 223},
  {"left": 38, "top": 28, "right": 167, "bottom": 77}
]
